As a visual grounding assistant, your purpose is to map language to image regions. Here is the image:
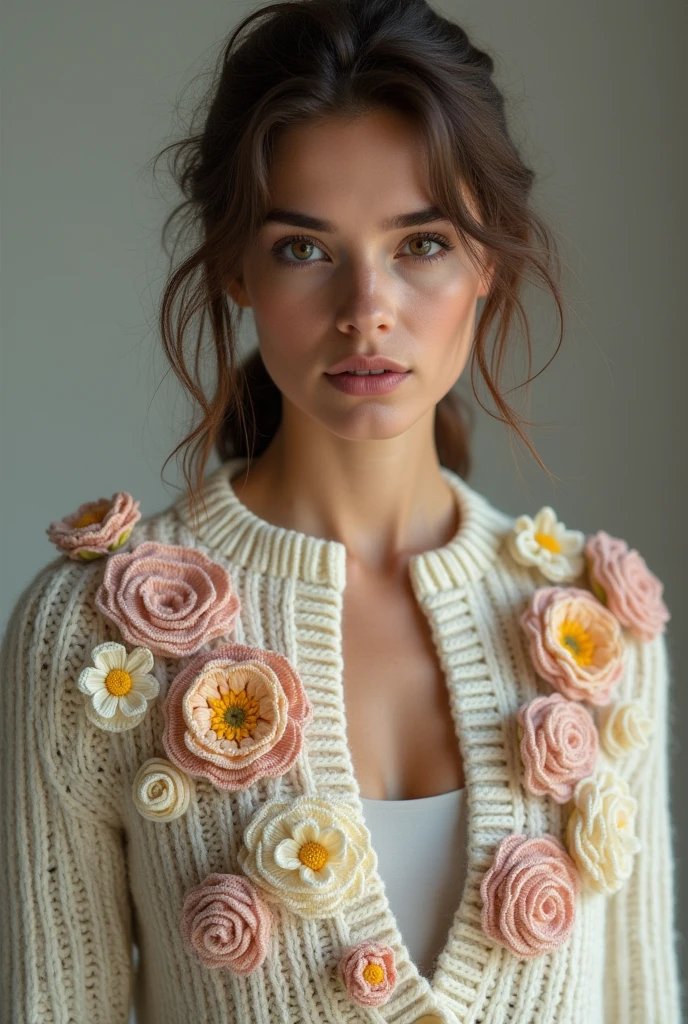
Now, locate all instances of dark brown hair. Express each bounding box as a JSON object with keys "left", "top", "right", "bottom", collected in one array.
[{"left": 152, "top": 0, "right": 566, "bottom": 523}]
